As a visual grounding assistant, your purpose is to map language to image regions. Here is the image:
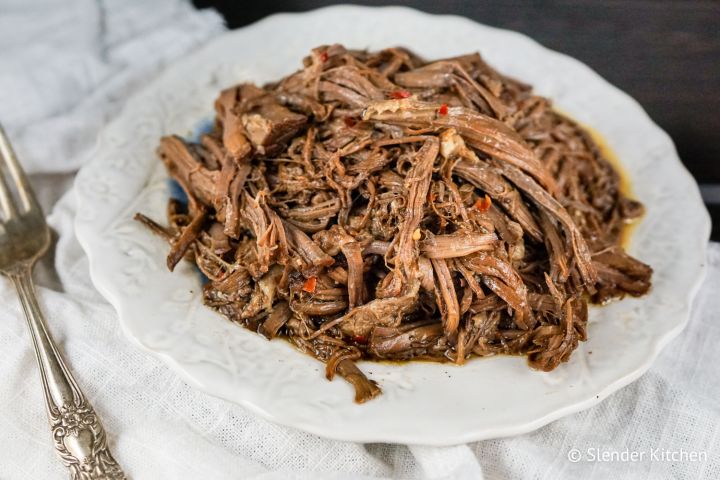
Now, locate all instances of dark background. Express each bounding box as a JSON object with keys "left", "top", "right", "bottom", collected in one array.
[{"left": 194, "top": 0, "right": 719, "bottom": 239}]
